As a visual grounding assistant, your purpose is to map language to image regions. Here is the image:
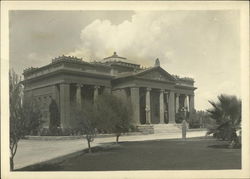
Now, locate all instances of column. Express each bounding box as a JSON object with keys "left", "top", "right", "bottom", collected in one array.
[
  {"left": 184, "top": 95, "right": 189, "bottom": 112},
  {"left": 189, "top": 94, "right": 195, "bottom": 113},
  {"left": 176, "top": 93, "right": 180, "bottom": 113},
  {"left": 168, "top": 91, "right": 176, "bottom": 123},
  {"left": 165, "top": 91, "right": 169, "bottom": 103},
  {"left": 52, "top": 84, "right": 60, "bottom": 106},
  {"left": 94, "top": 85, "right": 100, "bottom": 101},
  {"left": 59, "top": 83, "right": 70, "bottom": 129},
  {"left": 145, "top": 88, "right": 151, "bottom": 124},
  {"left": 159, "top": 89, "right": 165, "bottom": 124},
  {"left": 76, "top": 84, "right": 82, "bottom": 108},
  {"left": 164, "top": 91, "right": 169, "bottom": 123},
  {"left": 130, "top": 87, "right": 140, "bottom": 125}
]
